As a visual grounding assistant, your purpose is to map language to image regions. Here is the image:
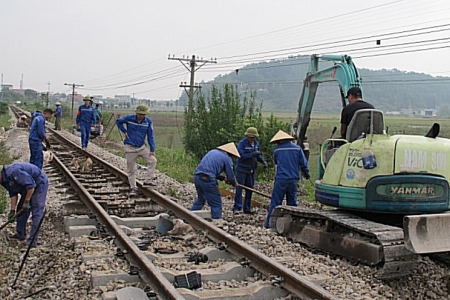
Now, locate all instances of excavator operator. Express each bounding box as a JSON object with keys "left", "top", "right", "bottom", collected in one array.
[{"left": 340, "top": 87, "right": 374, "bottom": 138}]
